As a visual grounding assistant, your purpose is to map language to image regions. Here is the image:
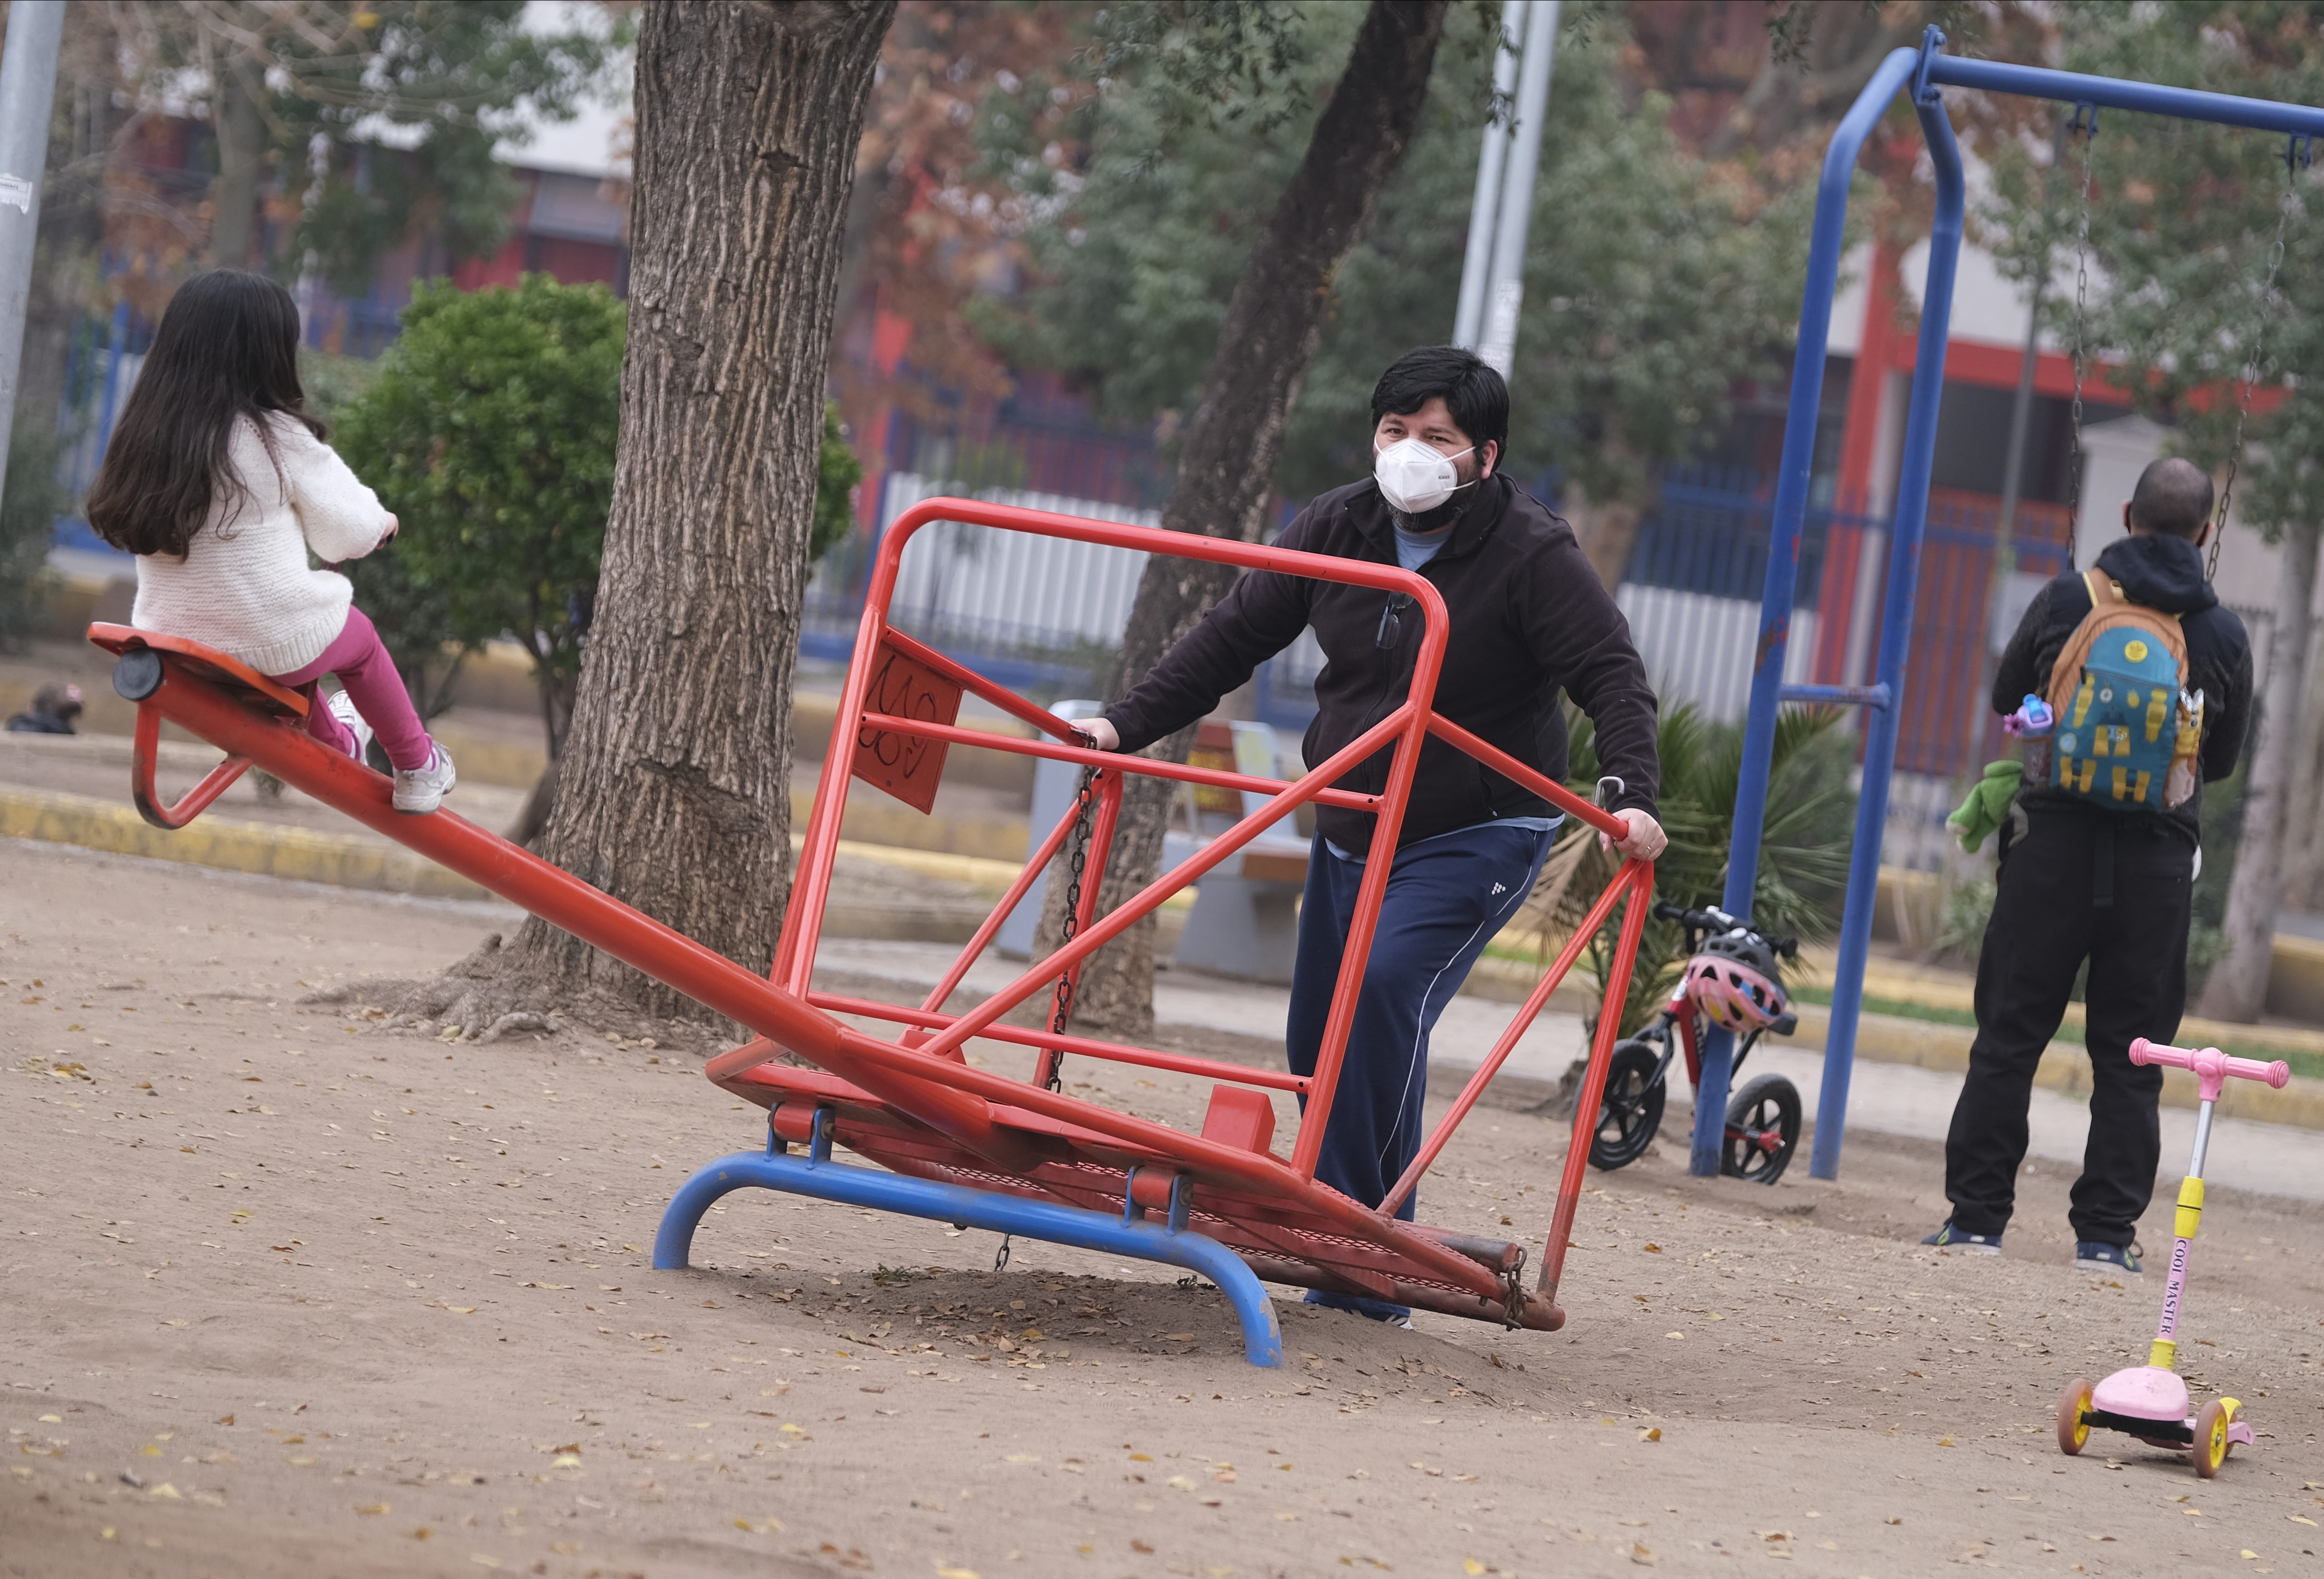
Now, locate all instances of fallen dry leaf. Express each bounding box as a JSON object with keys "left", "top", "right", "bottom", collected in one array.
[{"left": 355, "top": 1502, "right": 389, "bottom": 1516}]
